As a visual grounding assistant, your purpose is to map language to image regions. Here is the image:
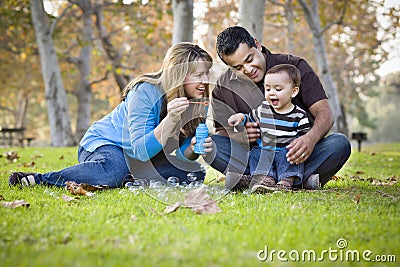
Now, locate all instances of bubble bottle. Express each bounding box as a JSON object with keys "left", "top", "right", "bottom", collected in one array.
[{"left": 194, "top": 123, "right": 208, "bottom": 154}]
